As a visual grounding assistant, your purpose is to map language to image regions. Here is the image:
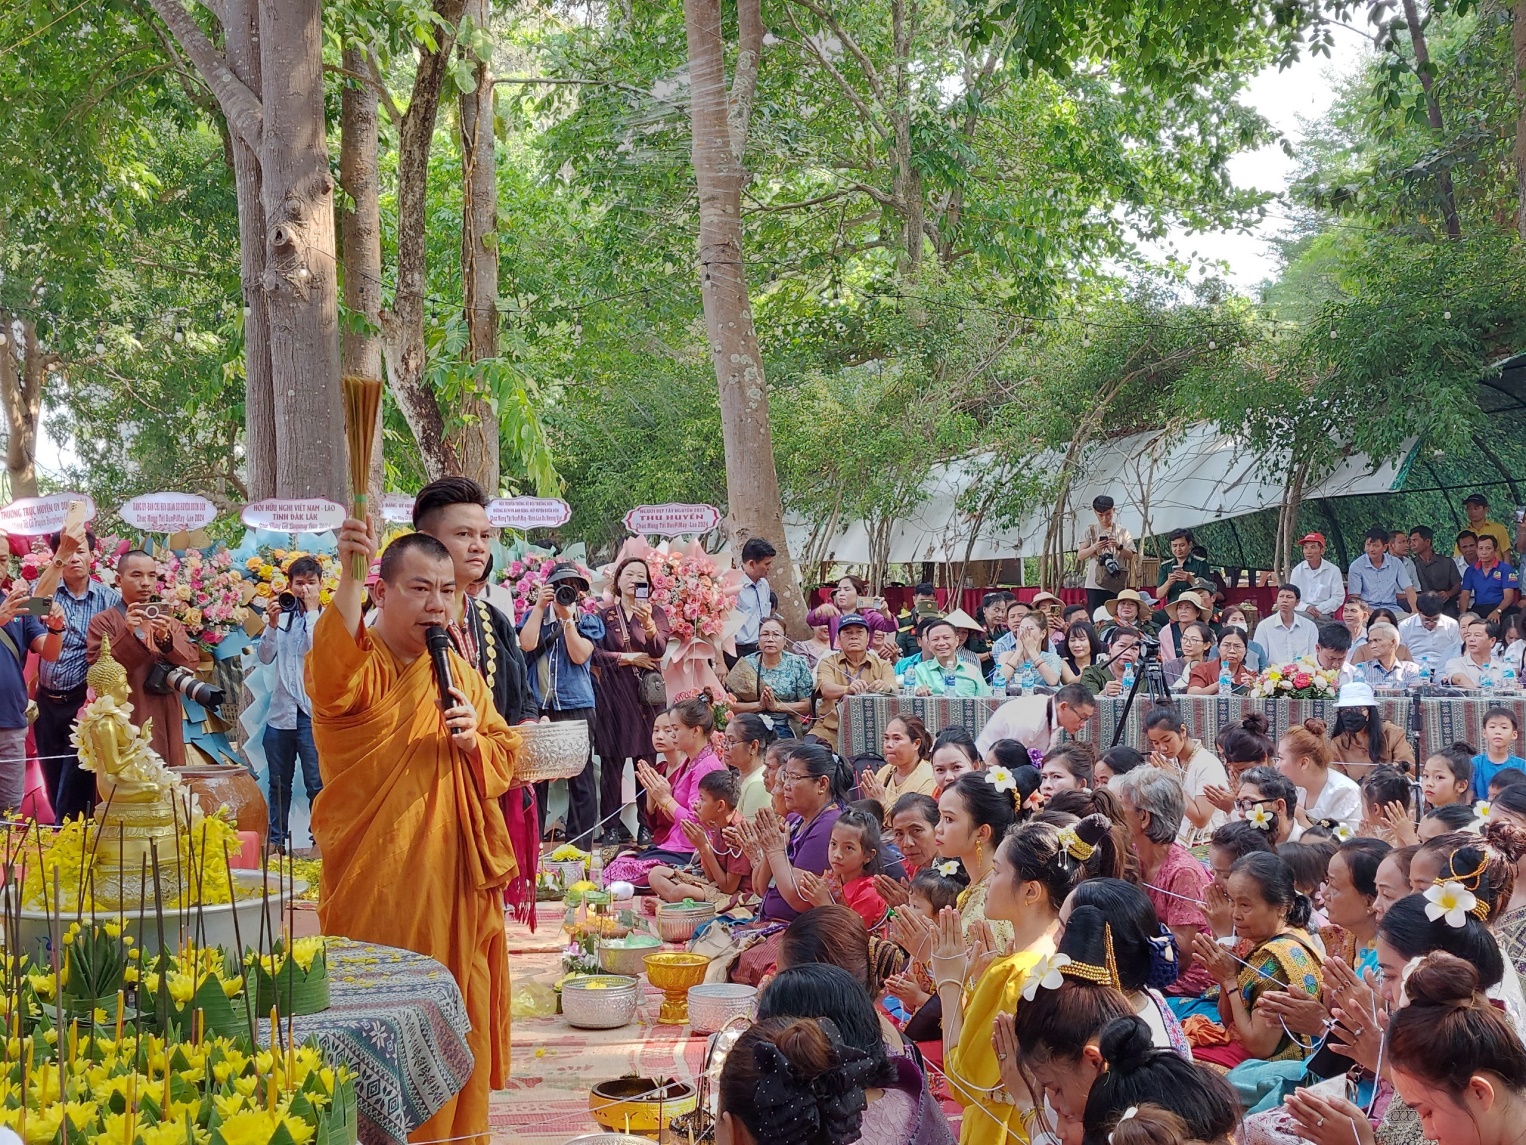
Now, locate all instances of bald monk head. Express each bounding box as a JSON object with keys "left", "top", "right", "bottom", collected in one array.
[{"left": 372, "top": 533, "right": 457, "bottom": 660}]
